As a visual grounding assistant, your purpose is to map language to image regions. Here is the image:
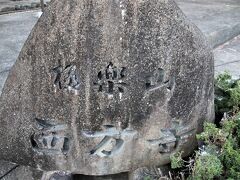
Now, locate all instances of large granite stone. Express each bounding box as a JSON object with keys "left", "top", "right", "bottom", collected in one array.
[{"left": 0, "top": 0, "right": 214, "bottom": 177}]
